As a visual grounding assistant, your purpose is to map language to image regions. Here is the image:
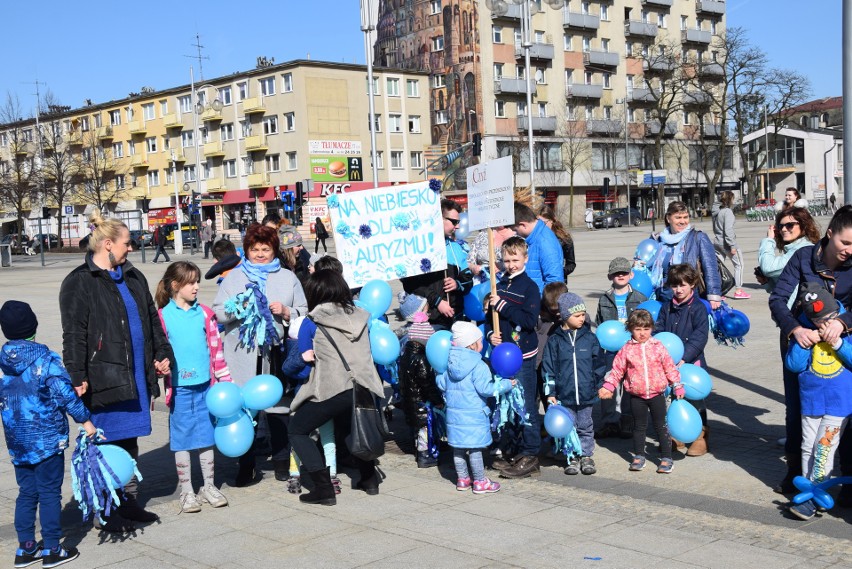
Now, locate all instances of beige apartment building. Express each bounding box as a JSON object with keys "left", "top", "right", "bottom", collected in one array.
[
  {"left": 0, "top": 60, "right": 432, "bottom": 239},
  {"left": 375, "top": 0, "right": 739, "bottom": 225}
]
